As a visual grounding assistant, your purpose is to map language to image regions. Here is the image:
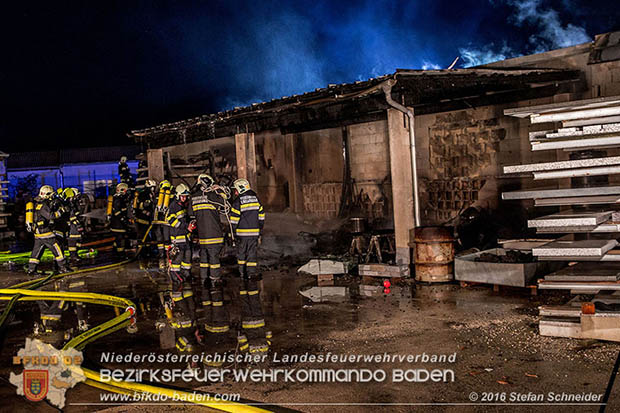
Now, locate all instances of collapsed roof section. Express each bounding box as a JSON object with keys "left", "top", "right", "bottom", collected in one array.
[{"left": 129, "top": 68, "right": 582, "bottom": 148}]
